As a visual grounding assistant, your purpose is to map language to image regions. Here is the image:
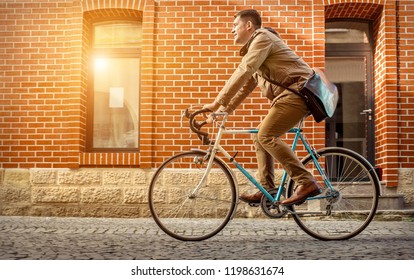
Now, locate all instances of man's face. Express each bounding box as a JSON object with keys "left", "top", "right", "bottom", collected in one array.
[{"left": 231, "top": 16, "right": 252, "bottom": 45}]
